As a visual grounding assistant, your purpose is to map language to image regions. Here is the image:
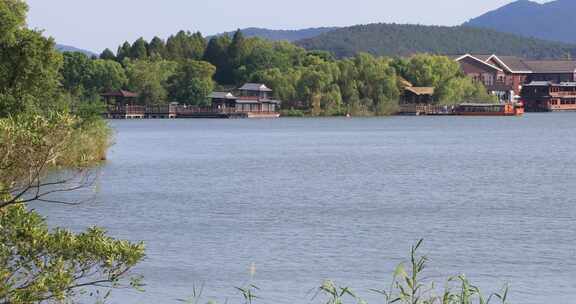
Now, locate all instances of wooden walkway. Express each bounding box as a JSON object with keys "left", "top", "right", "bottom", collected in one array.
[
  {"left": 105, "top": 105, "right": 276, "bottom": 119},
  {"left": 398, "top": 104, "right": 456, "bottom": 116}
]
